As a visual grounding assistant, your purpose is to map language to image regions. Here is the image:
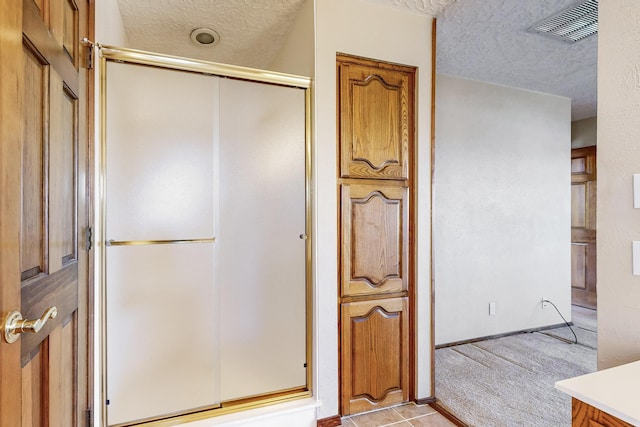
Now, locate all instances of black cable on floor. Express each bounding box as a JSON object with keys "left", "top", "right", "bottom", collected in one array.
[{"left": 542, "top": 299, "right": 578, "bottom": 344}]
